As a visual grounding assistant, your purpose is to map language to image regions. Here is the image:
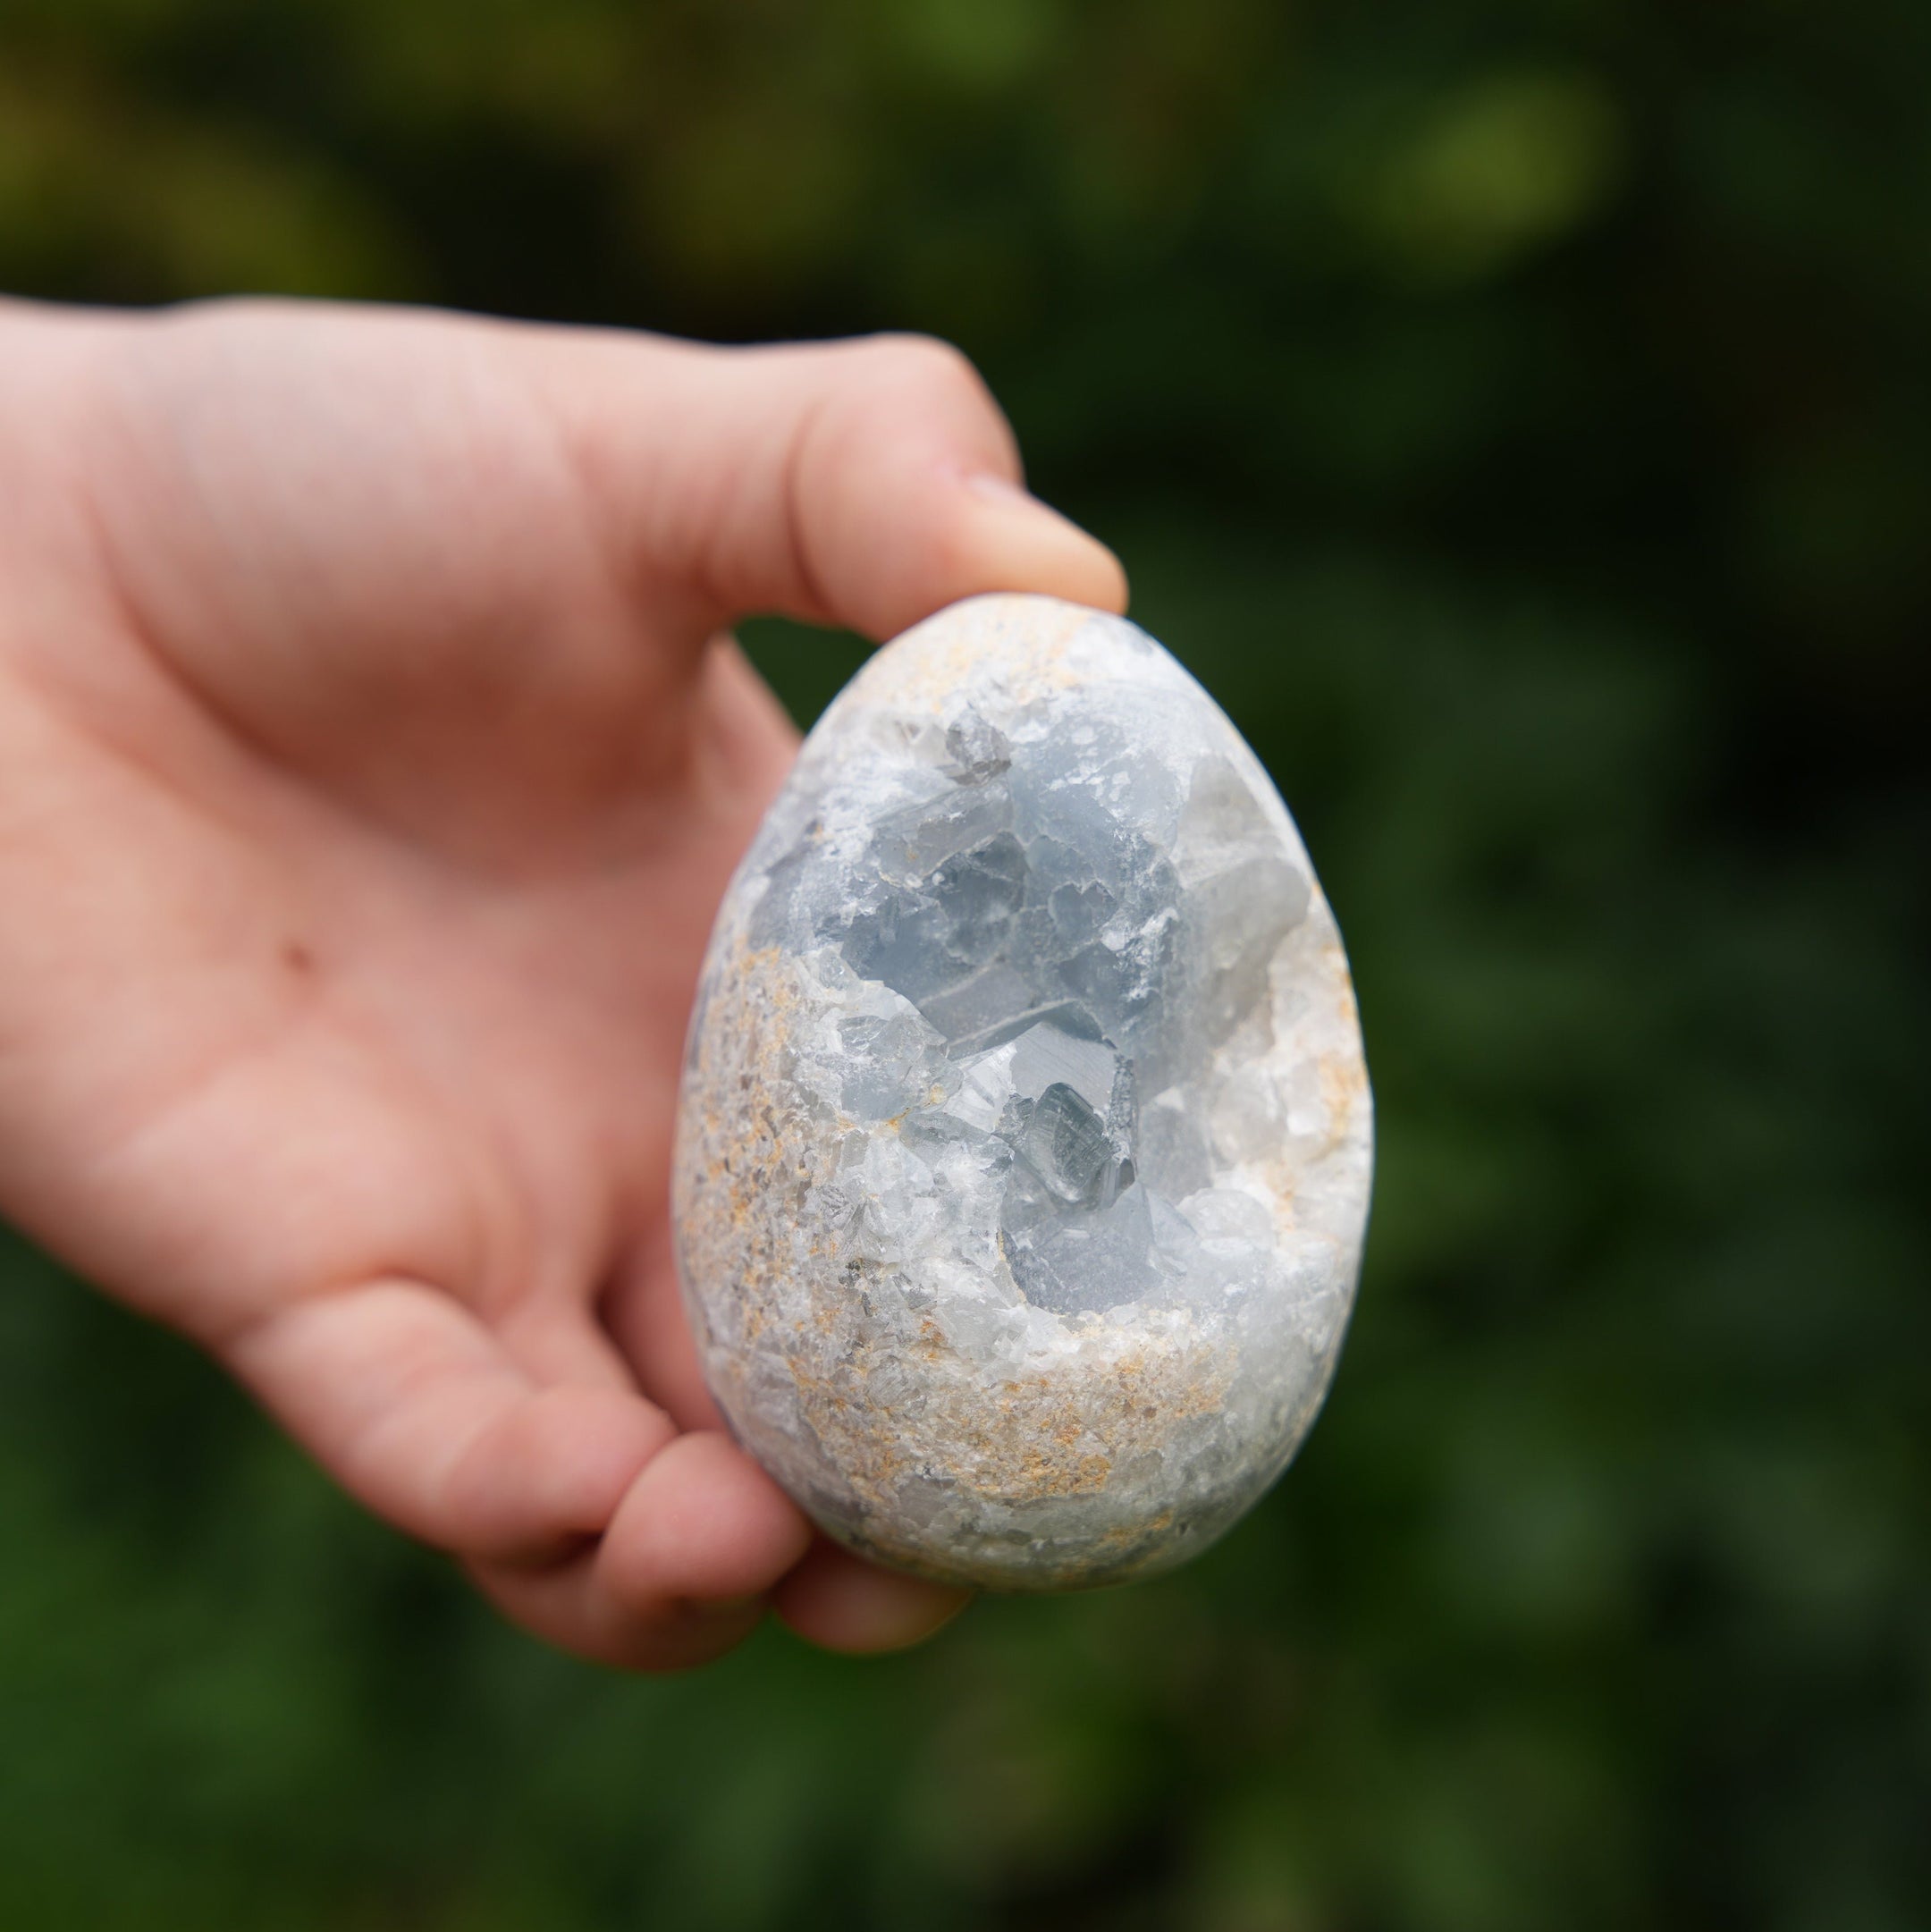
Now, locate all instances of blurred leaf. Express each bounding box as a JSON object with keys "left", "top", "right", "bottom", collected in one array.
[{"left": 1349, "top": 70, "right": 1627, "bottom": 284}]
